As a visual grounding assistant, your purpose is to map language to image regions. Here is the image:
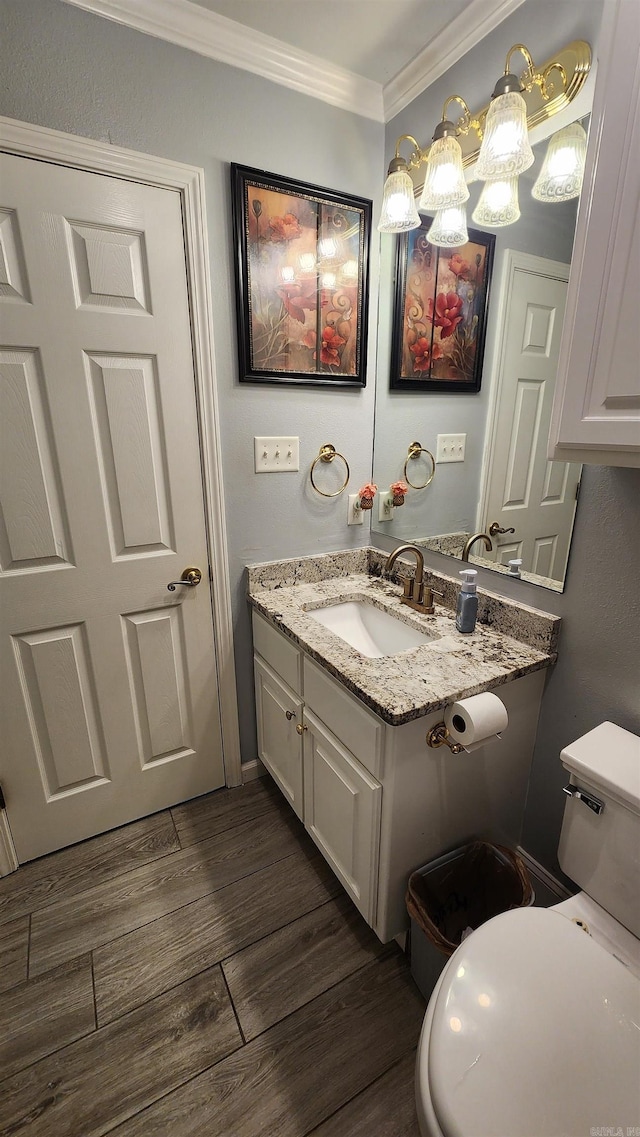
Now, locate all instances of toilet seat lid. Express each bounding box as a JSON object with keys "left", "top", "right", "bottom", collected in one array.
[{"left": 428, "top": 906, "right": 640, "bottom": 1137}]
